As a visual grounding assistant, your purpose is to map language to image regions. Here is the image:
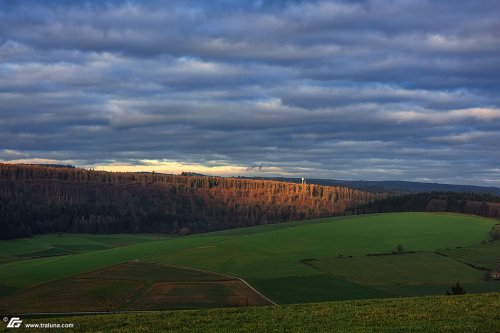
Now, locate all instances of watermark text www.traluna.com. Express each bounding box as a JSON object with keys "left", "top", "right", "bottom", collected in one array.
[{"left": 4, "top": 316, "right": 74, "bottom": 329}]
